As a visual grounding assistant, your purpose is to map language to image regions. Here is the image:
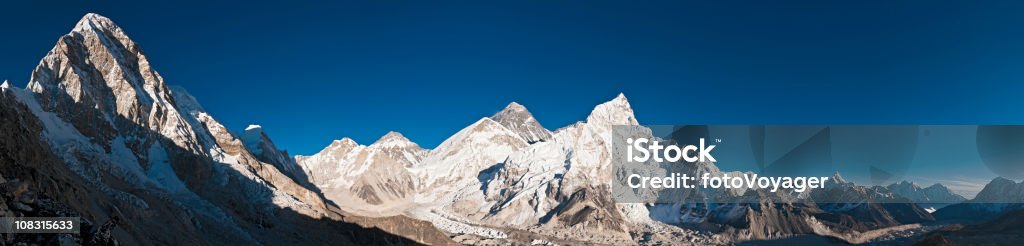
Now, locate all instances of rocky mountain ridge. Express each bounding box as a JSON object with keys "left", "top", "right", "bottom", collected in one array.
[
  {"left": 296, "top": 92, "right": 974, "bottom": 244},
  {"left": 933, "top": 177, "right": 1024, "bottom": 222},
  {"left": 0, "top": 13, "right": 450, "bottom": 245}
]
